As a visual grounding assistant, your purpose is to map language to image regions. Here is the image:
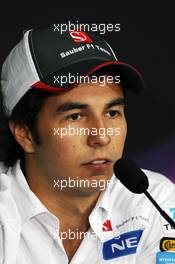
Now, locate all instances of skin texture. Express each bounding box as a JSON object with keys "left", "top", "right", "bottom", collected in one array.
[{"left": 9, "top": 80, "right": 127, "bottom": 261}]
